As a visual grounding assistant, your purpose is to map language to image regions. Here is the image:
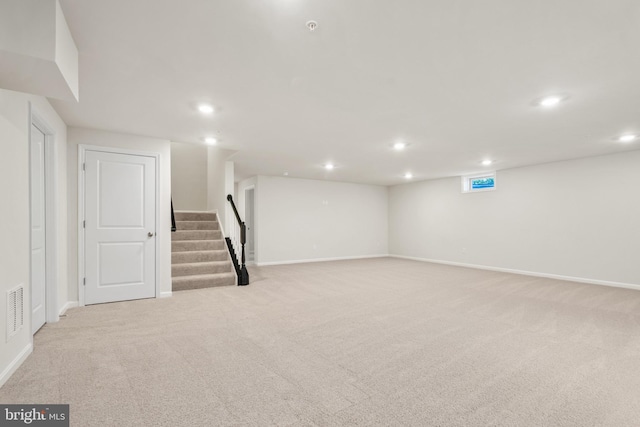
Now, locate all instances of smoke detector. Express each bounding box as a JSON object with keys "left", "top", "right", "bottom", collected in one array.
[{"left": 306, "top": 20, "right": 318, "bottom": 32}]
